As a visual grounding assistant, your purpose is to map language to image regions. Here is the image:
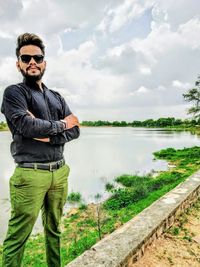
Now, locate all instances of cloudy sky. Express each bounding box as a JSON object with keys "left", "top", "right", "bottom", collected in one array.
[{"left": 0, "top": 0, "right": 200, "bottom": 121}]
